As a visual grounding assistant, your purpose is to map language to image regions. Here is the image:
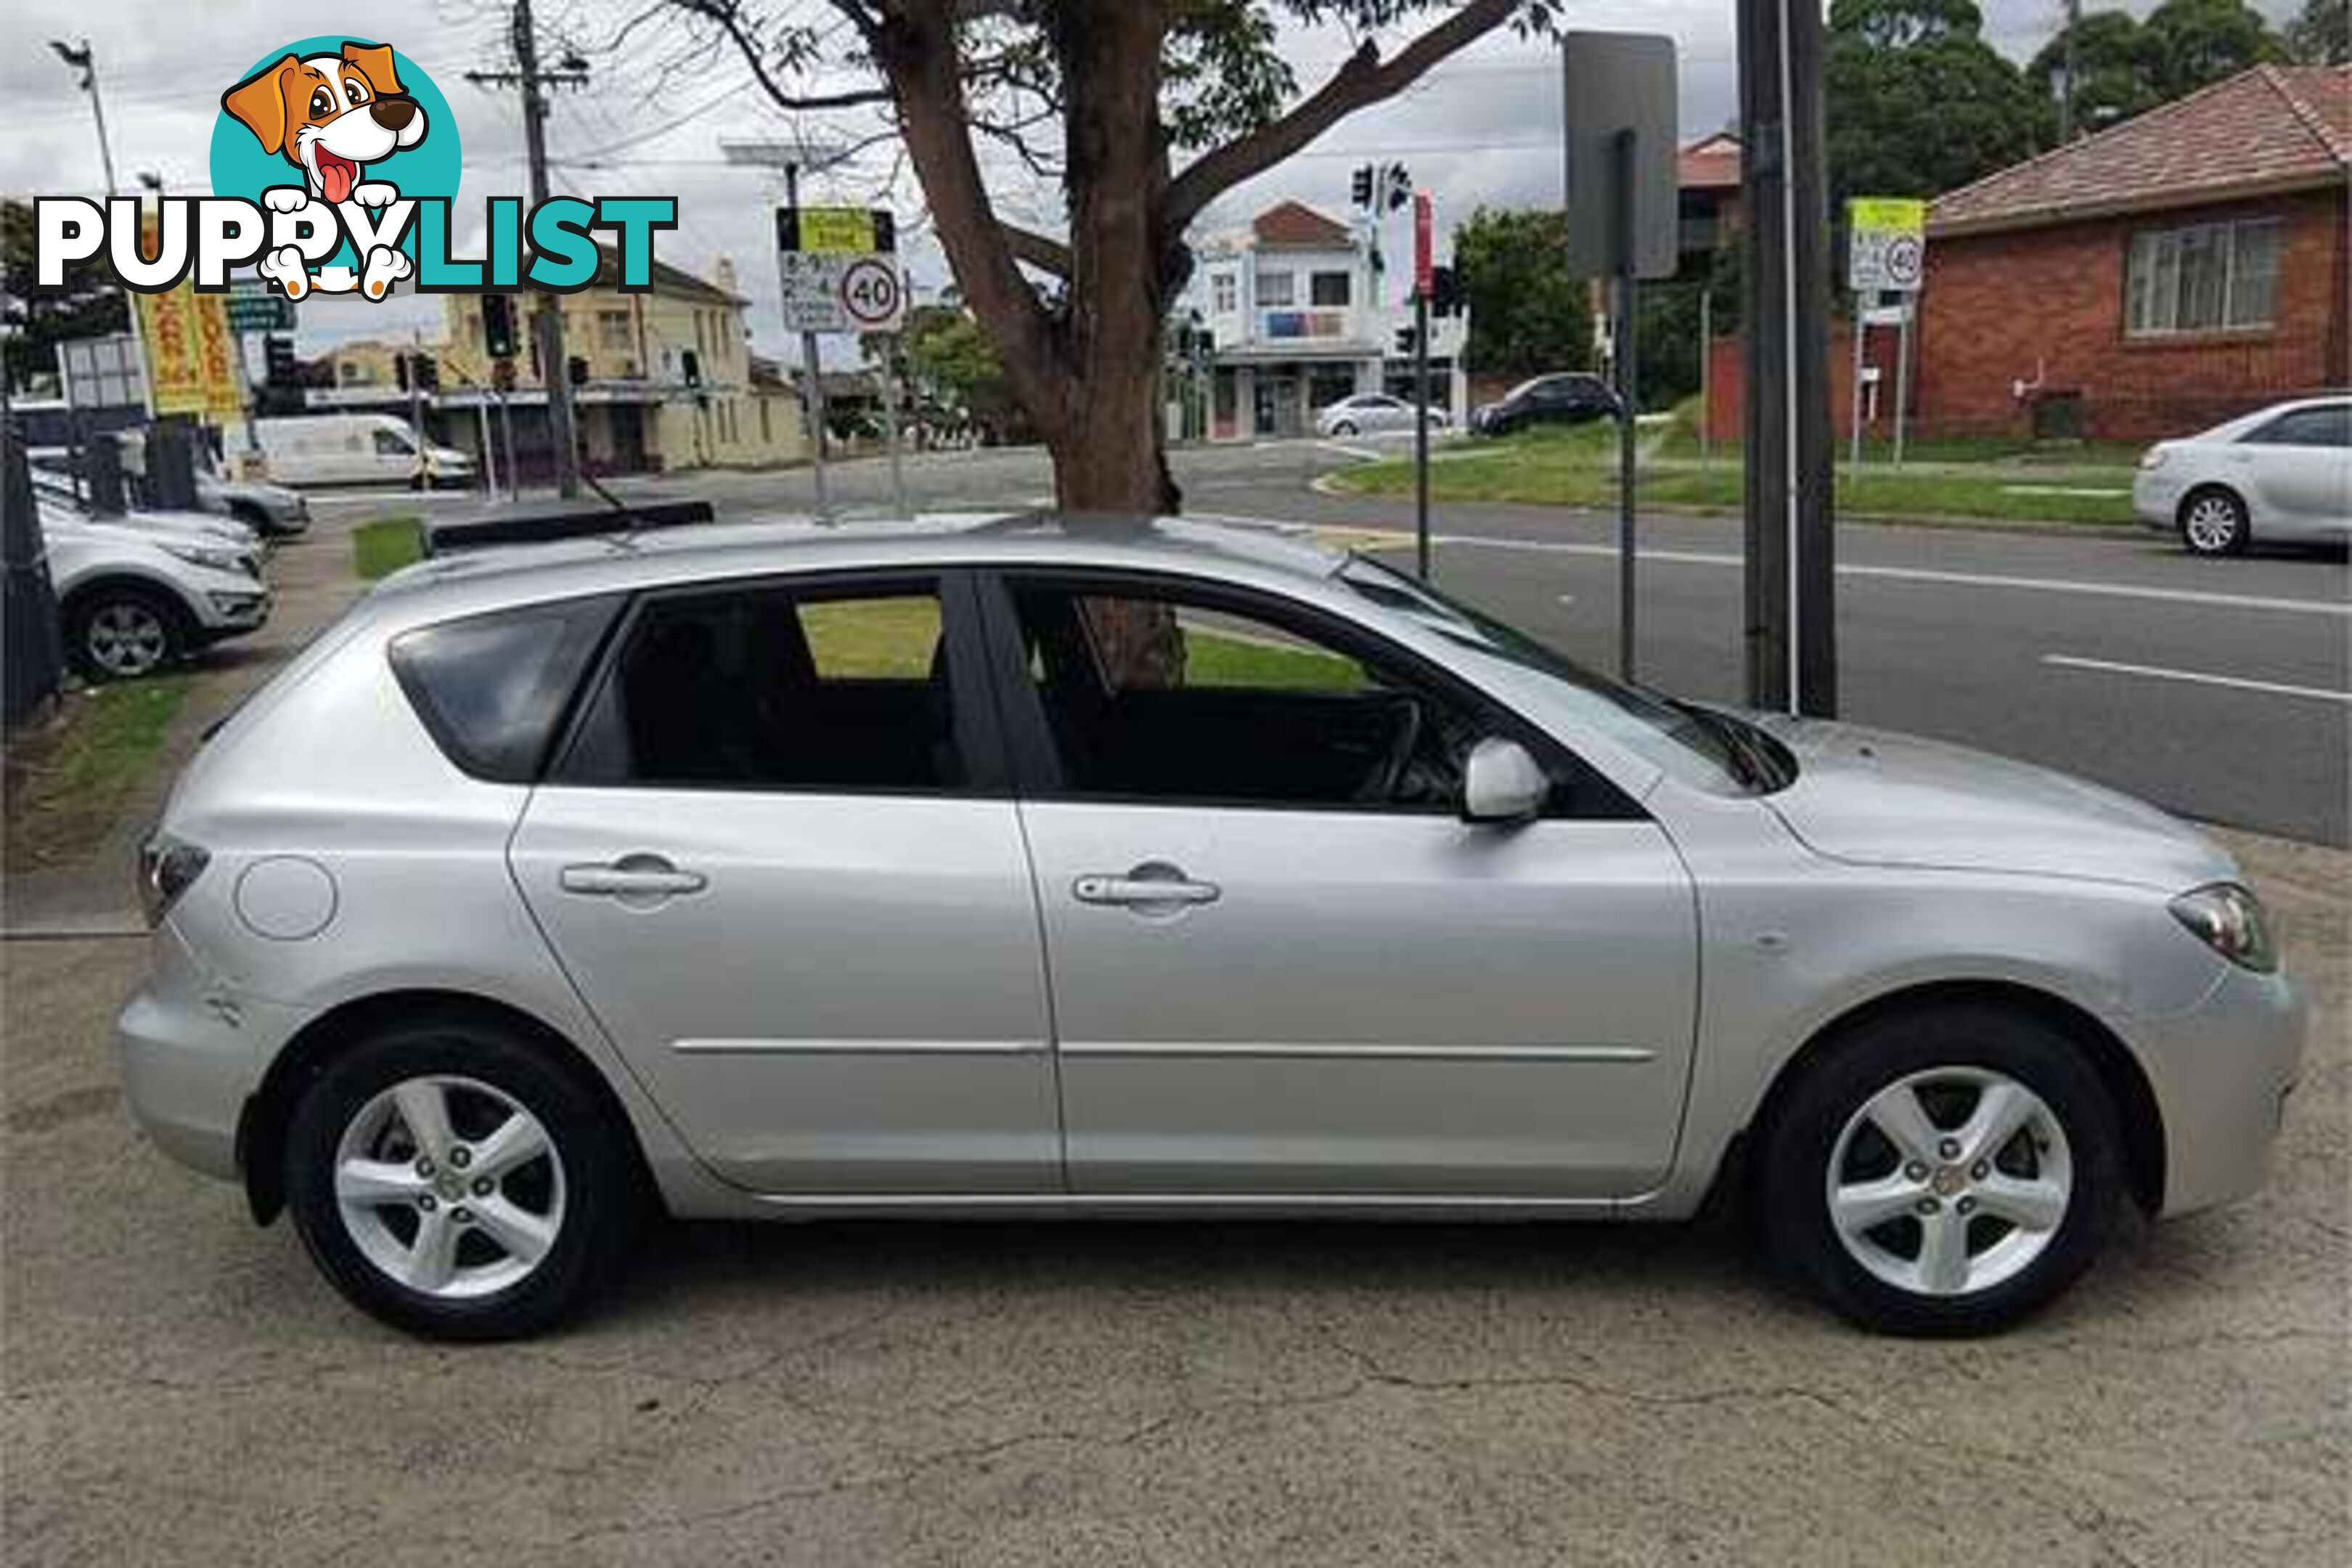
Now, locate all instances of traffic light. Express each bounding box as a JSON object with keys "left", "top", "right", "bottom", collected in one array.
[
  {"left": 1384, "top": 162, "right": 1412, "bottom": 211},
  {"left": 1428, "top": 265, "right": 1461, "bottom": 318},
  {"left": 1395, "top": 324, "right": 1420, "bottom": 358},
  {"left": 415, "top": 354, "right": 439, "bottom": 393},
  {"left": 568, "top": 356, "right": 590, "bottom": 388},
  {"left": 481, "top": 293, "right": 518, "bottom": 360},
  {"left": 394, "top": 353, "right": 409, "bottom": 392},
  {"left": 1350, "top": 163, "right": 1374, "bottom": 209}
]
